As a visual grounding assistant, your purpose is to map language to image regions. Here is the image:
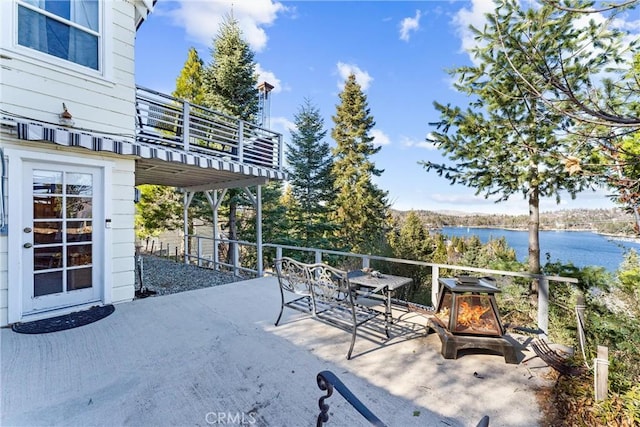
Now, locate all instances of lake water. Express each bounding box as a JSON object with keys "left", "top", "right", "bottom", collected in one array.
[{"left": 441, "top": 227, "right": 640, "bottom": 272}]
